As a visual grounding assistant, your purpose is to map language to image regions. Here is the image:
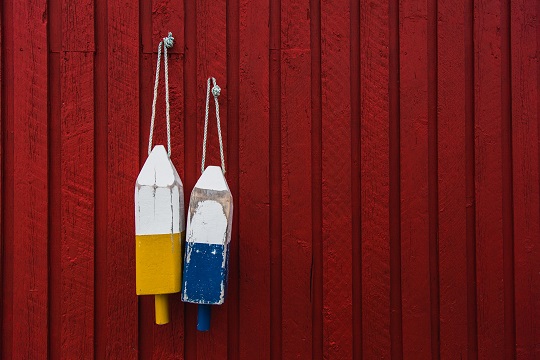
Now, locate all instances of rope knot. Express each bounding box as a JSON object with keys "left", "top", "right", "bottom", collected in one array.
[
  {"left": 163, "top": 32, "right": 174, "bottom": 48},
  {"left": 212, "top": 85, "right": 221, "bottom": 97}
]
